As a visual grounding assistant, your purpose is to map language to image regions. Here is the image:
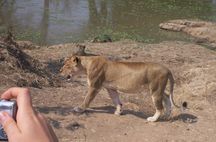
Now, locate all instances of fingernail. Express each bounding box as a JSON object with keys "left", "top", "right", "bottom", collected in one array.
[{"left": 0, "top": 112, "right": 8, "bottom": 124}]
